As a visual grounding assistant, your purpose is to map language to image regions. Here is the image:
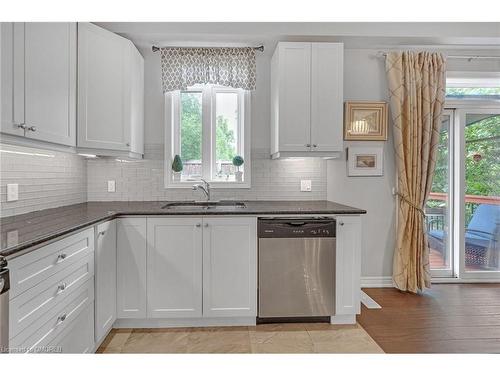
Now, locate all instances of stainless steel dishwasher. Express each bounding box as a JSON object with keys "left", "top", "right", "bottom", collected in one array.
[{"left": 258, "top": 218, "right": 335, "bottom": 319}]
